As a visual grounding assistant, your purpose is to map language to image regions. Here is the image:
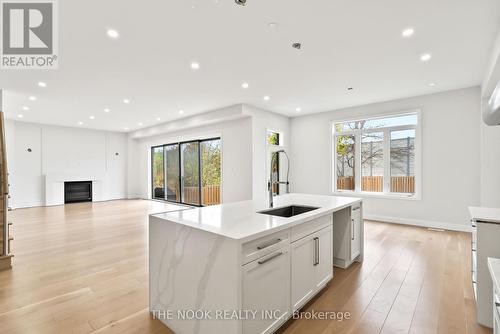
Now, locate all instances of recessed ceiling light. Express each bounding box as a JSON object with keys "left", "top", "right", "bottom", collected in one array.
[
  {"left": 263, "top": 96, "right": 270, "bottom": 101},
  {"left": 104, "top": 108, "right": 110, "bottom": 113},
  {"left": 241, "top": 82, "right": 249, "bottom": 89},
  {"left": 38, "top": 81, "right": 47, "bottom": 87},
  {"left": 138, "top": 122, "right": 143, "bottom": 126},
  {"left": 78, "top": 121, "right": 83, "bottom": 125},
  {"left": 296, "top": 107, "right": 301, "bottom": 112},
  {"left": 17, "top": 114, "right": 23, "bottom": 118},
  {"left": 22, "top": 106, "right": 29, "bottom": 111},
  {"left": 190, "top": 62, "right": 200, "bottom": 70},
  {"left": 179, "top": 110, "right": 184, "bottom": 115},
  {"left": 428, "top": 82, "right": 436, "bottom": 87},
  {"left": 420, "top": 53, "right": 432, "bottom": 62},
  {"left": 107, "top": 29, "right": 119, "bottom": 39},
  {"left": 123, "top": 127, "right": 129, "bottom": 130},
  {"left": 29, "top": 96, "right": 37, "bottom": 101},
  {"left": 402, "top": 28, "right": 414, "bottom": 37},
  {"left": 89, "top": 115, "right": 95, "bottom": 120},
  {"left": 268, "top": 22, "right": 278, "bottom": 28},
  {"left": 156, "top": 117, "right": 161, "bottom": 121},
  {"left": 123, "top": 99, "right": 130, "bottom": 104}
]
